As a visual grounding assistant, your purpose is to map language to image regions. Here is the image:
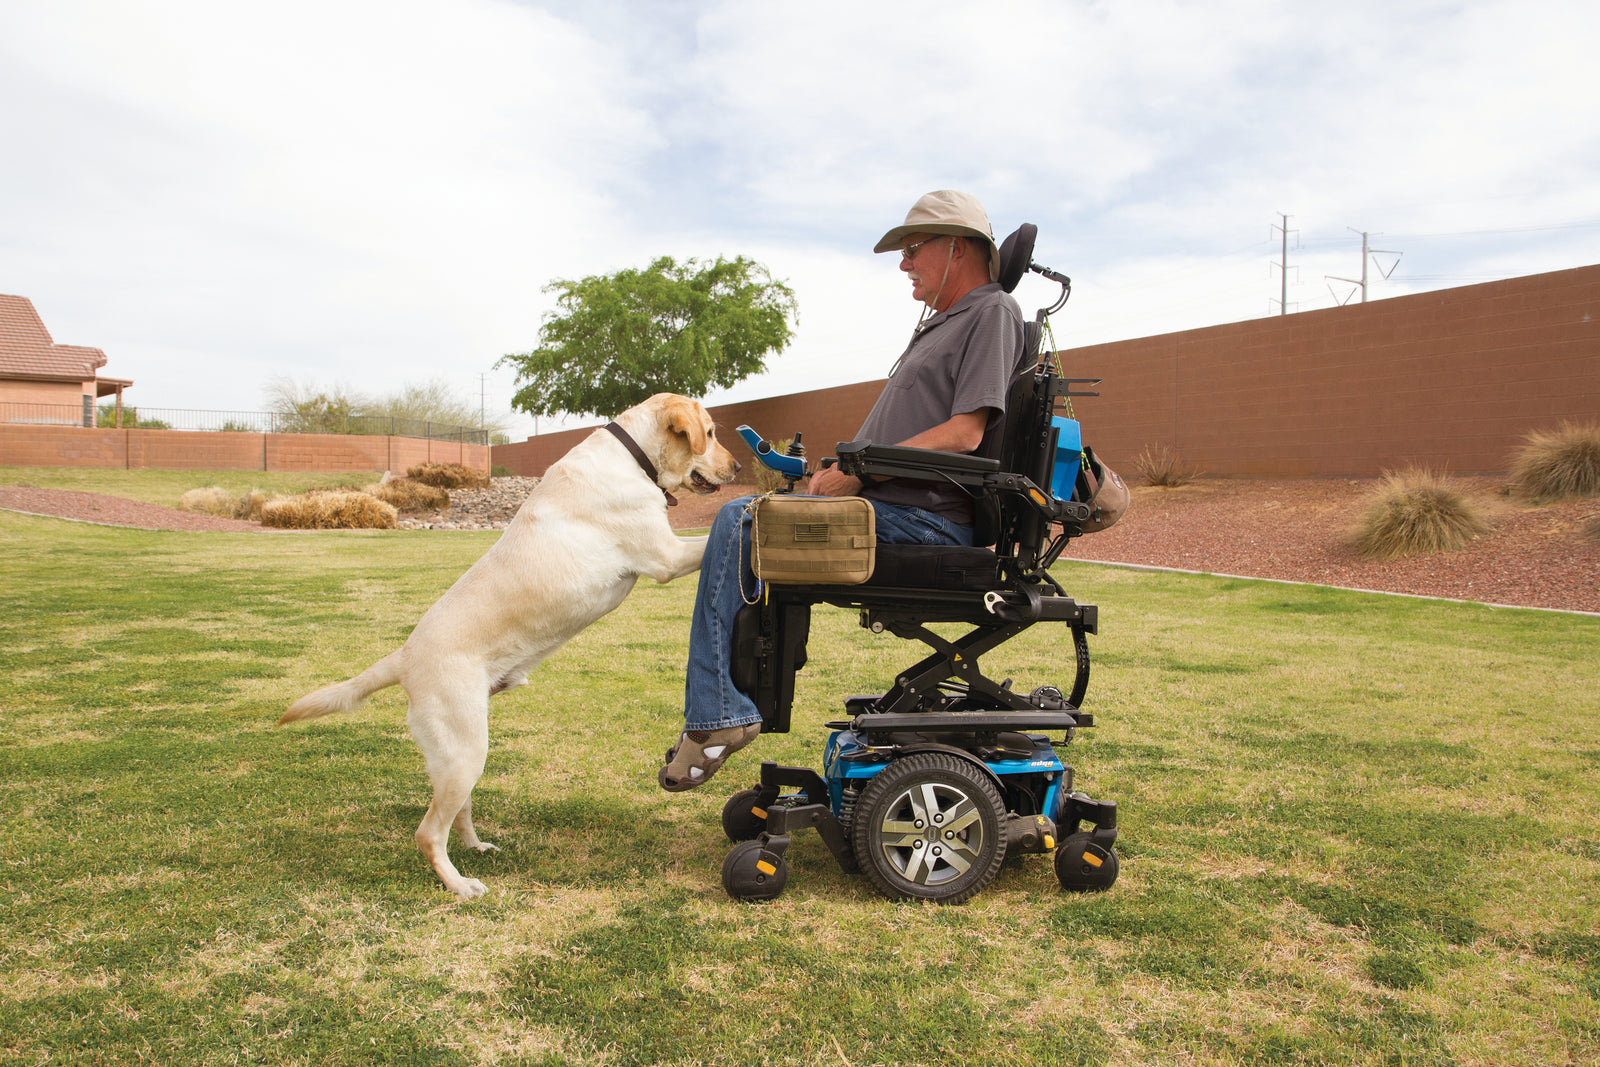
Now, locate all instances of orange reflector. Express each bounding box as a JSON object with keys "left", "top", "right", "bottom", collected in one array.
[
  {"left": 1044, "top": 835, "right": 1055, "bottom": 850},
  {"left": 1029, "top": 489, "right": 1048, "bottom": 507},
  {"left": 751, "top": 807, "right": 767, "bottom": 819},
  {"left": 756, "top": 860, "right": 777, "bottom": 876},
  {"left": 1082, "top": 851, "right": 1103, "bottom": 868}
]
